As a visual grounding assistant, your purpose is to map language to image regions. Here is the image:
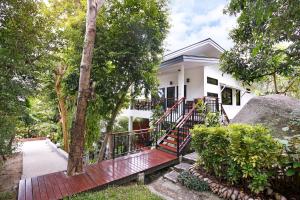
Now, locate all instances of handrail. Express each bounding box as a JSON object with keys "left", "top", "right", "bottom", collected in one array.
[
  {"left": 176, "top": 106, "right": 196, "bottom": 128},
  {"left": 221, "top": 104, "right": 230, "bottom": 124},
  {"left": 155, "top": 97, "right": 185, "bottom": 124},
  {"left": 111, "top": 128, "right": 153, "bottom": 135}
]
